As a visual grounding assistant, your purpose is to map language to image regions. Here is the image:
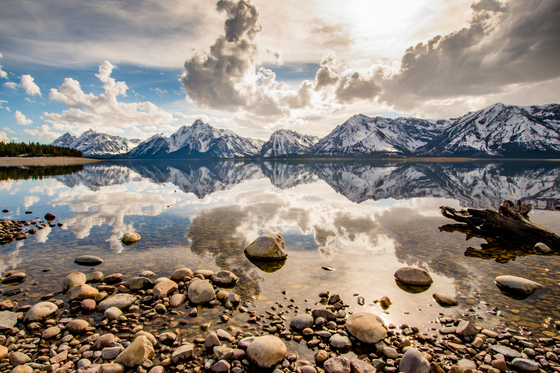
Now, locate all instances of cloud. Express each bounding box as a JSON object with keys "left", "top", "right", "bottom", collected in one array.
[
  {"left": 14, "top": 110, "right": 33, "bottom": 125},
  {"left": 0, "top": 52, "right": 7, "bottom": 79},
  {"left": 154, "top": 87, "right": 167, "bottom": 96},
  {"left": 379, "top": 0, "right": 560, "bottom": 110},
  {"left": 181, "top": 0, "right": 381, "bottom": 124},
  {"left": 0, "top": 131, "right": 8, "bottom": 142},
  {"left": 43, "top": 60, "right": 175, "bottom": 129},
  {"left": 20, "top": 74, "right": 41, "bottom": 96},
  {"left": 4, "top": 82, "right": 18, "bottom": 89},
  {"left": 23, "top": 124, "right": 61, "bottom": 141}
]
